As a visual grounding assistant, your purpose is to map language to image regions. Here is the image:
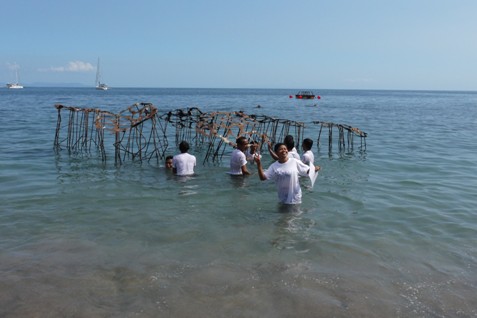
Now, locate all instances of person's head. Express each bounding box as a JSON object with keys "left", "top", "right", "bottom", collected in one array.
[
  {"left": 236, "top": 136, "right": 249, "bottom": 151},
  {"left": 302, "top": 138, "right": 313, "bottom": 151},
  {"left": 284, "top": 135, "right": 294, "bottom": 144},
  {"left": 165, "top": 155, "right": 173, "bottom": 169},
  {"left": 284, "top": 135, "right": 295, "bottom": 151},
  {"left": 249, "top": 140, "right": 258, "bottom": 152},
  {"left": 179, "top": 141, "right": 190, "bottom": 153},
  {"left": 274, "top": 143, "right": 288, "bottom": 162}
]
